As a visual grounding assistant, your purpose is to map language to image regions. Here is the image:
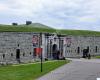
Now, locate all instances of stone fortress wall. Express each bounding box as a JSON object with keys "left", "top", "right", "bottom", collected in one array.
[
  {"left": 0, "top": 32, "right": 34, "bottom": 64},
  {"left": 0, "top": 32, "right": 100, "bottom": 64},
  {"left": 63, "top": 36, "right": 100, "bottom": 57}
]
